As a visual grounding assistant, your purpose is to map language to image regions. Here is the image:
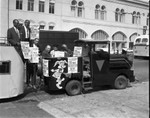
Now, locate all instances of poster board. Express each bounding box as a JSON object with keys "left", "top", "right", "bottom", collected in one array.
[
  {"left": 73, "top": 46, "right": 82, "bottom": 57},
  {"left": 20, "top": 41, "right": 31, "bottom": 59},
  {"left": 68, "top": 57, "right": 78, "bottom": 73},
  {"left": 54, "top": 51, "right": 65, "bottom": 57},
  {"left": 30, "top": 25, "right": 39, "bottom": 40},
  {"left": 29, "top": 47, "right": 39, "bottom": 63},
  {"left": 43, "top": 59, "right": 49, "bottom": 77}
]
